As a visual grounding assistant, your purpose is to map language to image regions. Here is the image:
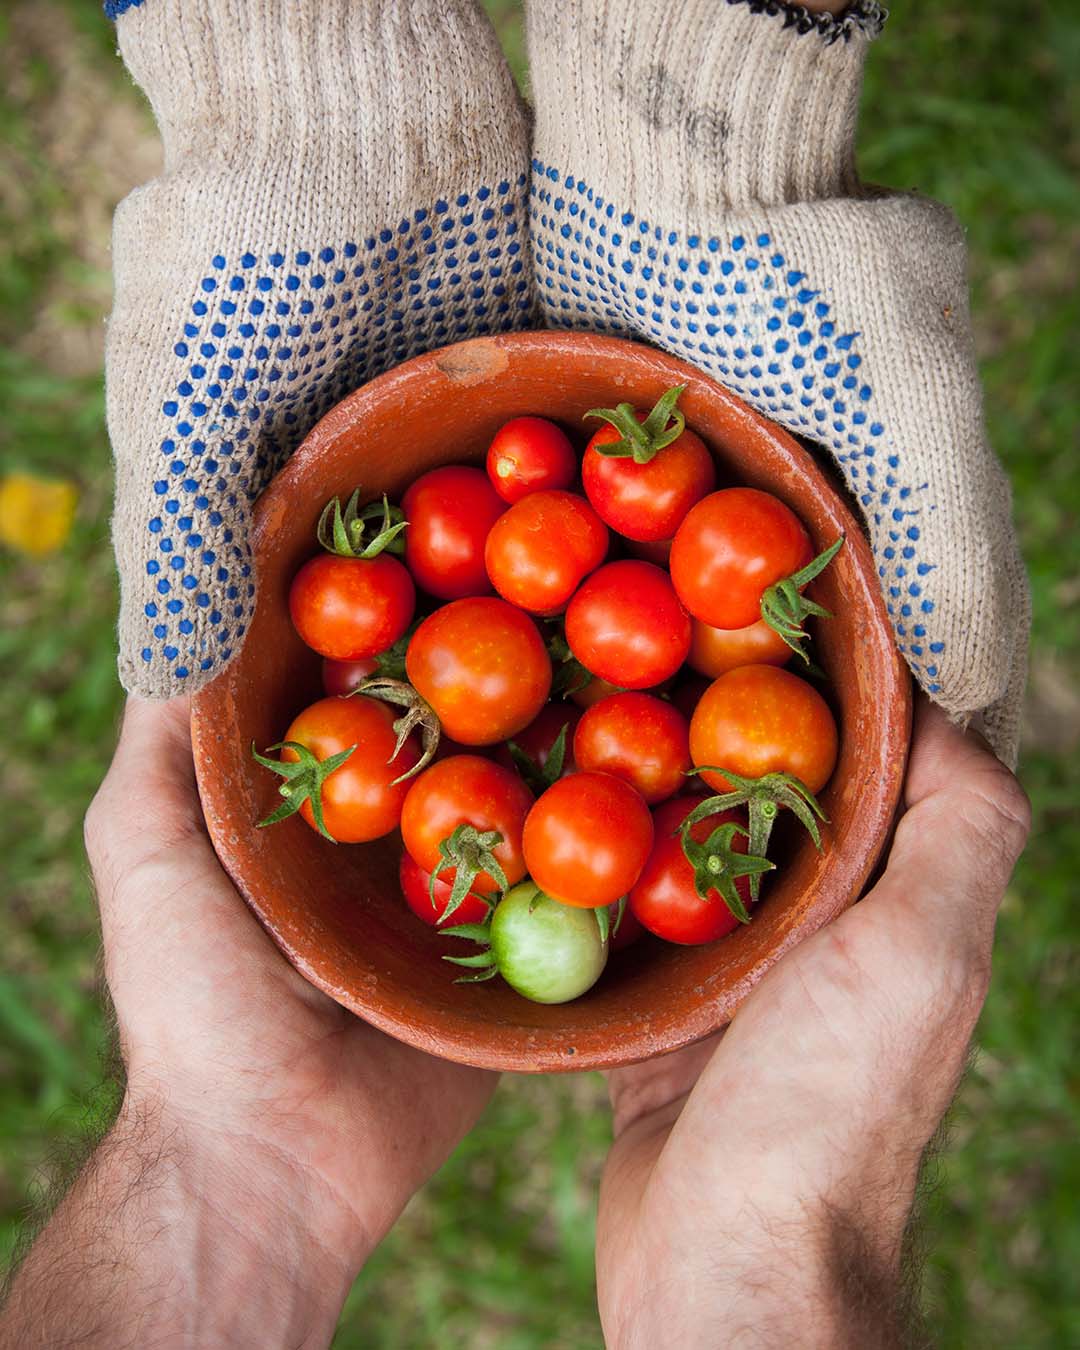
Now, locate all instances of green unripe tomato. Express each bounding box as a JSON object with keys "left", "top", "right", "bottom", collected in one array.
[{"left": 490, "top": 881, "right": 608, "bottom": 1004}]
